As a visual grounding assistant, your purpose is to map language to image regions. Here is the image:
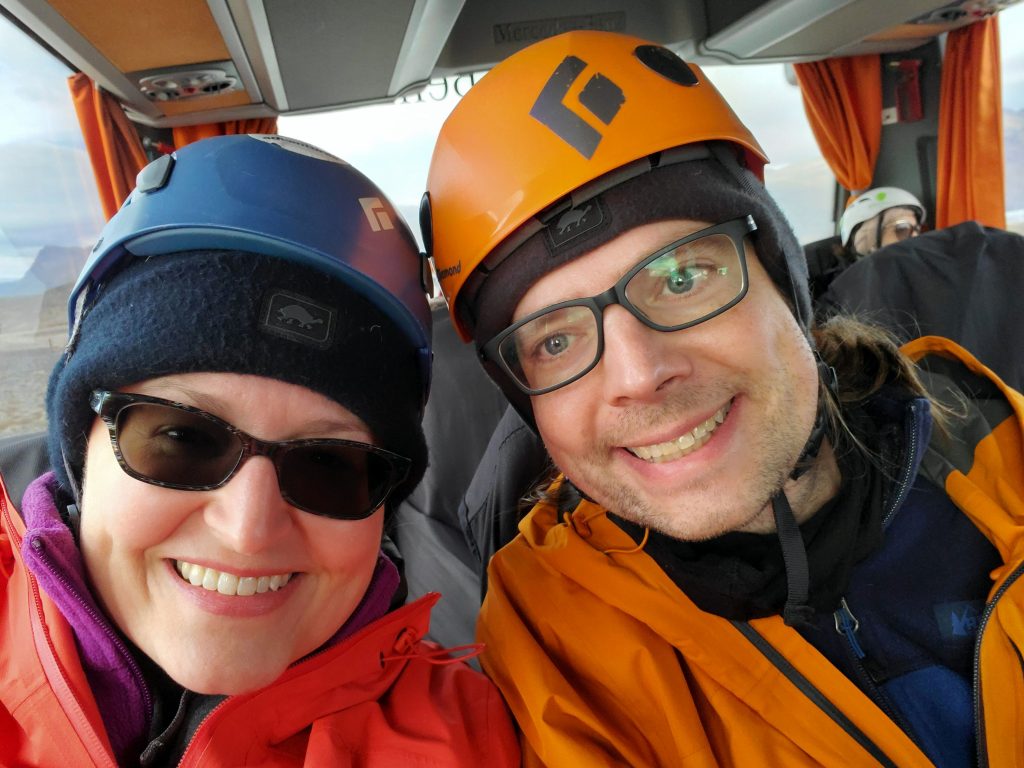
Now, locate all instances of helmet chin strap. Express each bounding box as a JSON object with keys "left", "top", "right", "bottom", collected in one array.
[
  {"left": 773, "top": 357, "right": 837, "bottom": 626},
  {"left": 771, "top": 491, "right": 813, "bottom": 626},
  {"left": 60, "top": 448, "right": 83, "bottom": 543}
]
